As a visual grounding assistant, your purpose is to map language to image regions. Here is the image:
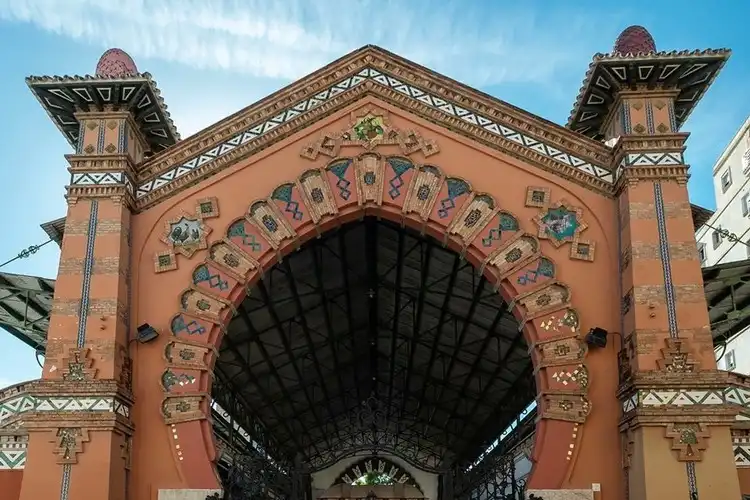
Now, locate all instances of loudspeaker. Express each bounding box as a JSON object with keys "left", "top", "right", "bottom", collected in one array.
[
  {"left": 136, "top": 323, "right": 159, "bottom": 344},
  {"left": 585, "top": 327, "right": 608, "bottom": 348}
]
